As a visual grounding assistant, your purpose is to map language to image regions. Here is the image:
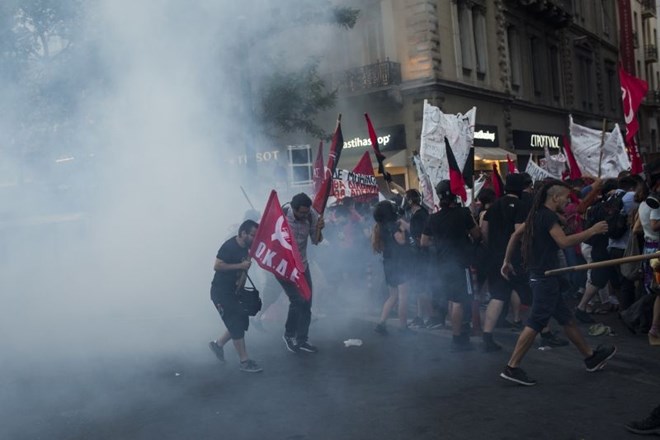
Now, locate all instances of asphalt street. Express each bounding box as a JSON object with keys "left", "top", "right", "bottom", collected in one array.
[{"left": 1, "top": 304, "right": 658, "bottom": 440}]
